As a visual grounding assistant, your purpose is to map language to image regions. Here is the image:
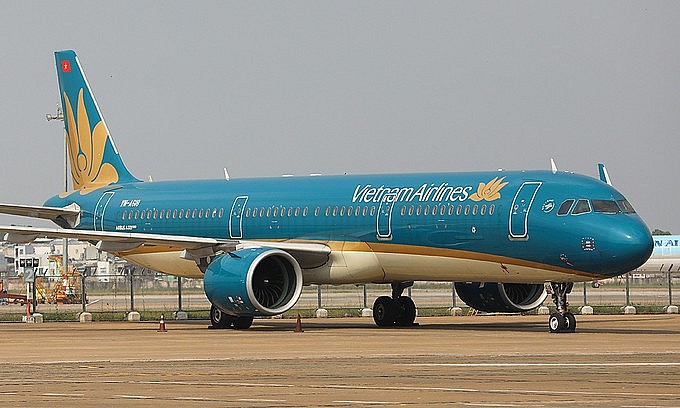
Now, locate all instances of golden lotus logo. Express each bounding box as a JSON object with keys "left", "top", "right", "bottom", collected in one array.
[
  {"left": 62, "top": 89, "right": 118, "bottom": 195},
  {"left": 470, "top": 177, "right": 508, "bottom": 202}
]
